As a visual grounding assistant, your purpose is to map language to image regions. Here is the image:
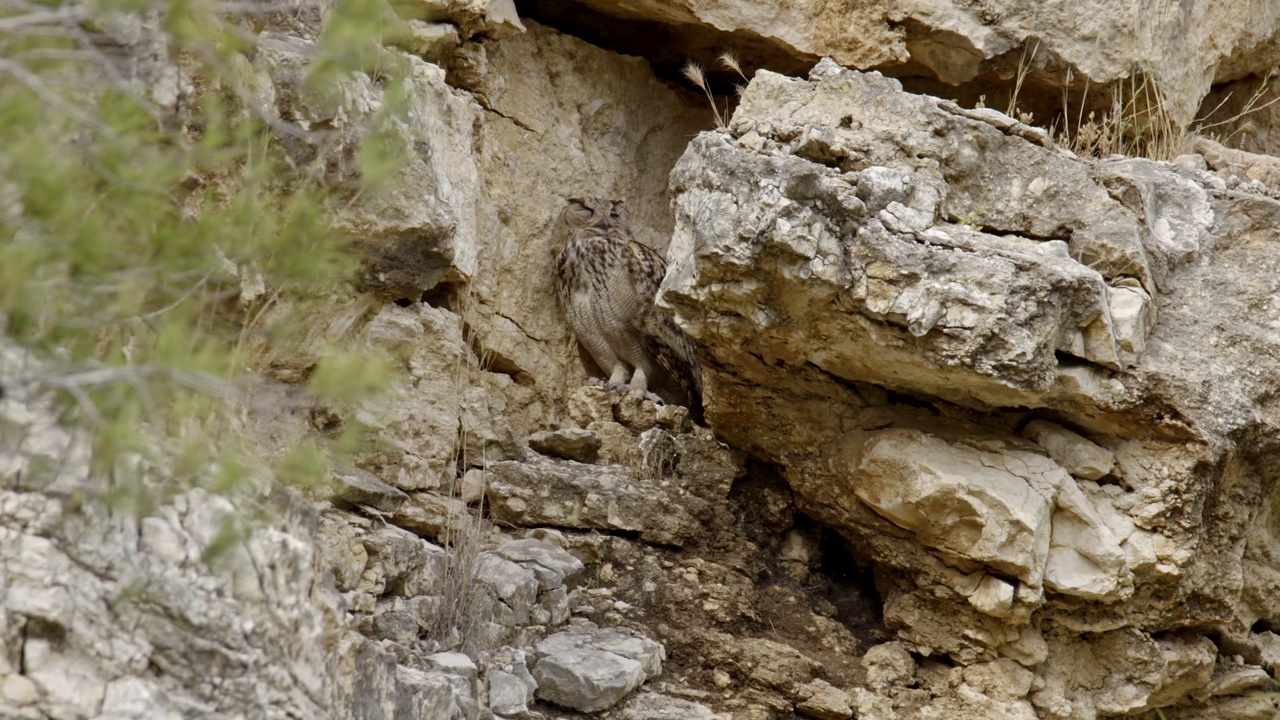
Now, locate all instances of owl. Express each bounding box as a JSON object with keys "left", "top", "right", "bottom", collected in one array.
[{"left": 553, "top": 198, "right": 703, "bottom": 414}]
